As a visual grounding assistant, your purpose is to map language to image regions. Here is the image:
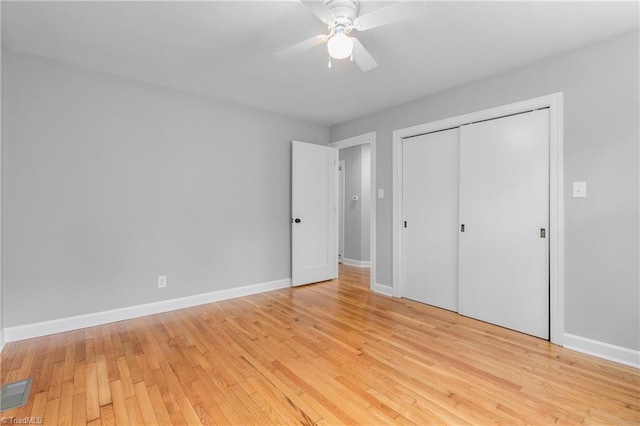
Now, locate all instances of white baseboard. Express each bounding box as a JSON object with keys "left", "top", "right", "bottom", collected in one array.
[
  {"left": 373, "top": 283, "right": 393, "bottom": 297},
  {"left": 0, "top": 329, "right": 5, "bottom": 353},
  {"left": 563, "top": 333, "right": 639, "bottom": 368},
  {"left": 4, "top": 278, "right": 291, "bottom": 343},
  {"left": 341, "top": 258, "right": 371, "bottom": 268}
]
